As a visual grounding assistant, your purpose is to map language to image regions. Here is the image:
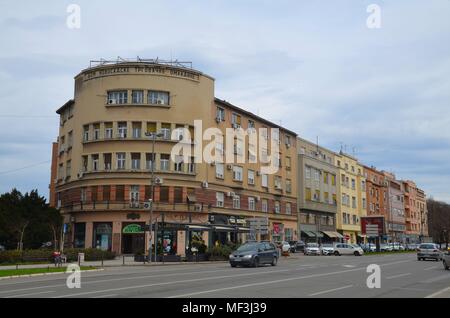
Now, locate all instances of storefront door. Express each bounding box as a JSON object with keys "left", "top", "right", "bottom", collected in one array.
[{"left": 122, "top": 223, "right": 145, "bottom": 254}]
